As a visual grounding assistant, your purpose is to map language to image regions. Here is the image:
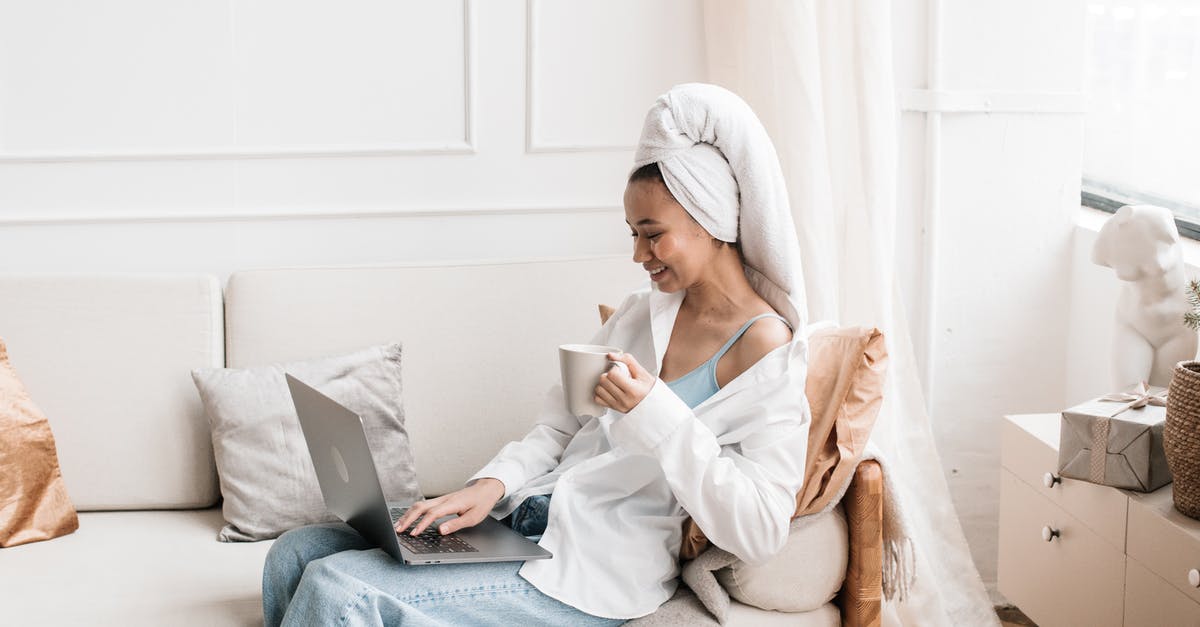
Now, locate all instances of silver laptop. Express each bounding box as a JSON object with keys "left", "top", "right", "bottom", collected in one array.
[{"left": 285, "top": 373, "right": 552, "bottom": 565}]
